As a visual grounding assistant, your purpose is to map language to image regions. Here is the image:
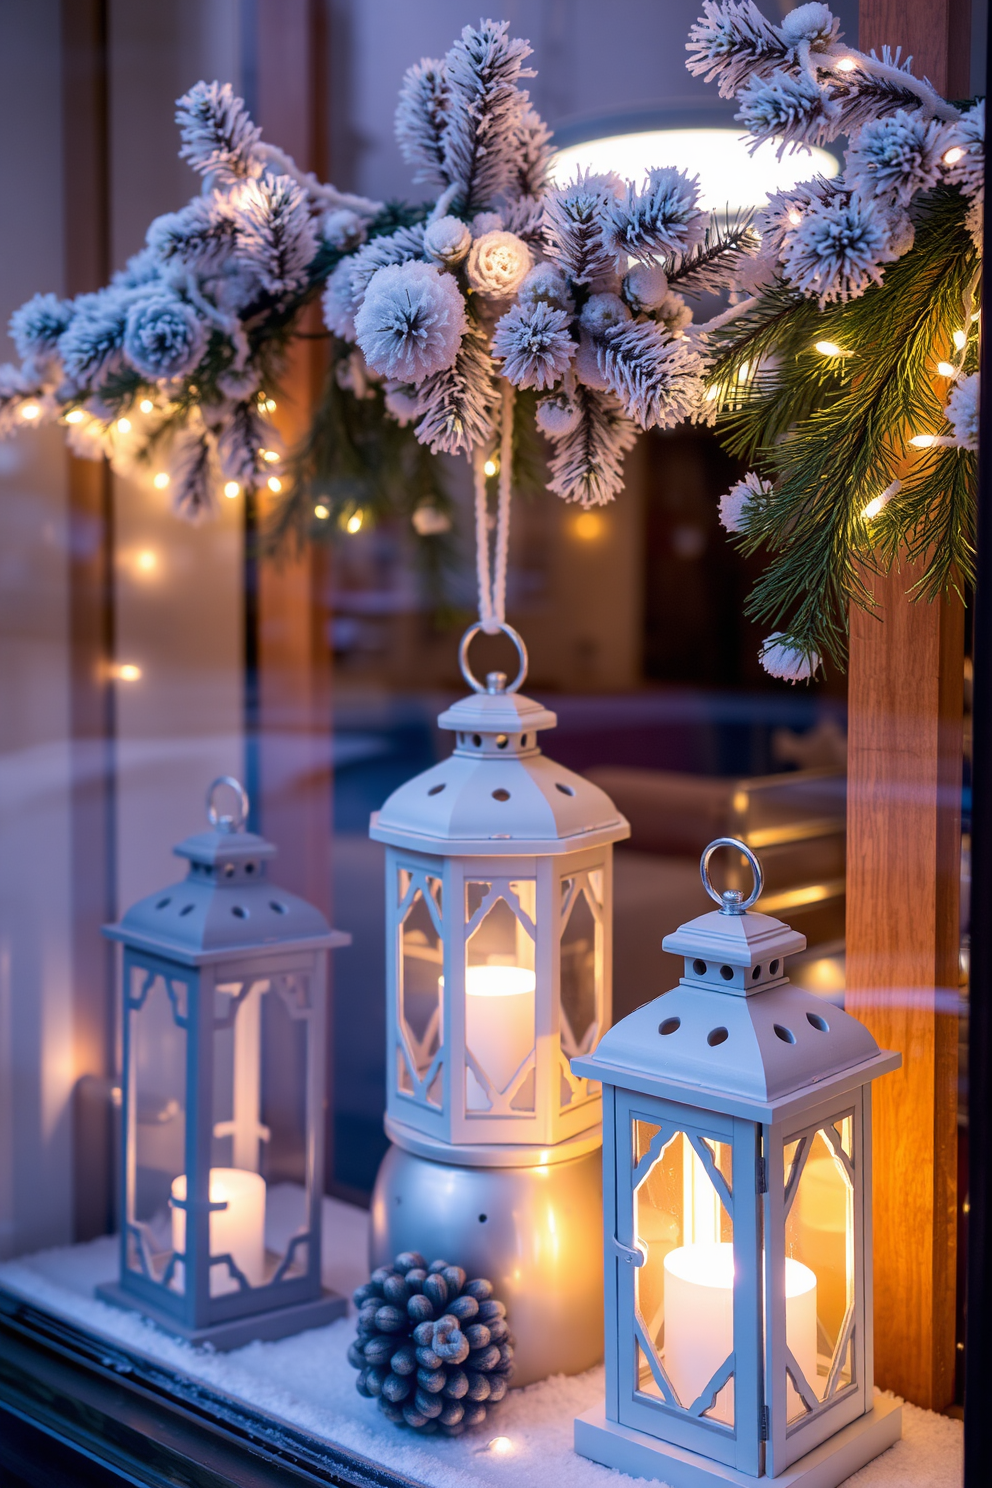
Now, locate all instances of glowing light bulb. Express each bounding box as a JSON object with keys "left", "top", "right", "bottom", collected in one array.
[
  {"left": 223, "top": 480, "right": 241, "bottom": 499},
  {"left": 114, "top": 663, "right": 142, "bottom": 682},
  {"left": 574, "top": 511, "right": 604, "bottom": 541},
  {"left": 20, "top": 402, "right": 41, "bottom": 420},
  {"left": 943, "top": 146, "right": 965, "bottom": 165},
  {"left": 117, "top": 417, "right": 131, "bottom": 433},
  {"left": 264, "top": 398, "right": 277, "bottom": 412},
  {"left": 953, "top": 329, "right": 967, "bottom": 350},
  {"left": 909, "top": 434, "right": 937, "bottom": 448},
  {"left": 139, "top": 398, "right": 154, "bottom": 414},
  {"left": 65, "top": 408, "right": 85, "bottom": 424},
  {"left": 314, "top": 503, "right": 329, "bottom": 519},
  {"left": 135, "top": 550, "right": 157, "bottom": 573},
  {"left": 787, "top": 209, "right": 802, "bottom": 225},
  {"left": 153, "top": 472, "right": 170, "bottom": 489},
  {"left": 487, "top": 1437, "right": 513, "bottom": 1454},
  {"left": 862, "top": 496, "right": 884, "bottom": 519},
  {"left": 260, "top": 448, "right": 280, "bottom": 463},
  {"left": 483, "top": 458, "right": 498, "bottom": 477},
  {"left": 815, "top": 340, "right": 843, "bottom": 357},
  {"left": 835, "top": 56, "right": 857, "bottom": 71},
  {"left": 936, "top": 361, "right": 956, "bottom": 378},
  {"left": 267, "top": 475, "right": 282, "bottom": 493},
  {"left": 345, "top": 510, "right": 364, "bottom": 534}
]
